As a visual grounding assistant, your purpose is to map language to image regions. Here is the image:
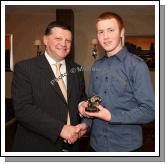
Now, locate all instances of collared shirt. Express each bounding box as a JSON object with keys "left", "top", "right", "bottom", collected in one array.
[
  {"left": 45, "top": 52, "right": 67, "bottom": 87},
  {"left": 83, "top": 47, "right": 155, "bottom": 152}
]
